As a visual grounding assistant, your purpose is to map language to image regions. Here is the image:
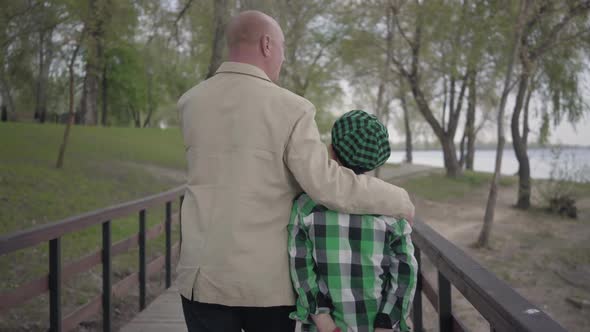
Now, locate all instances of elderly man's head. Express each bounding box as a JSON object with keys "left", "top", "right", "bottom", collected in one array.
[{"left": 226, "top": 10, "right": 285, "bottom": 82}]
